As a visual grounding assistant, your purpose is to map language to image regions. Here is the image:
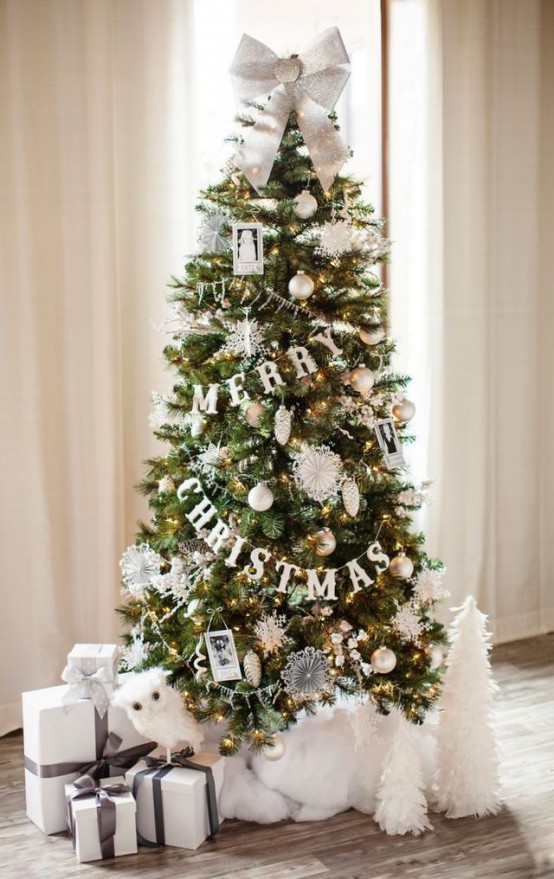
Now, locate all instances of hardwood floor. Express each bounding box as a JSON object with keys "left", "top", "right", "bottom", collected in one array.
[{"left": 1, "top": 635, "right": 553, "bottom": 879}]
